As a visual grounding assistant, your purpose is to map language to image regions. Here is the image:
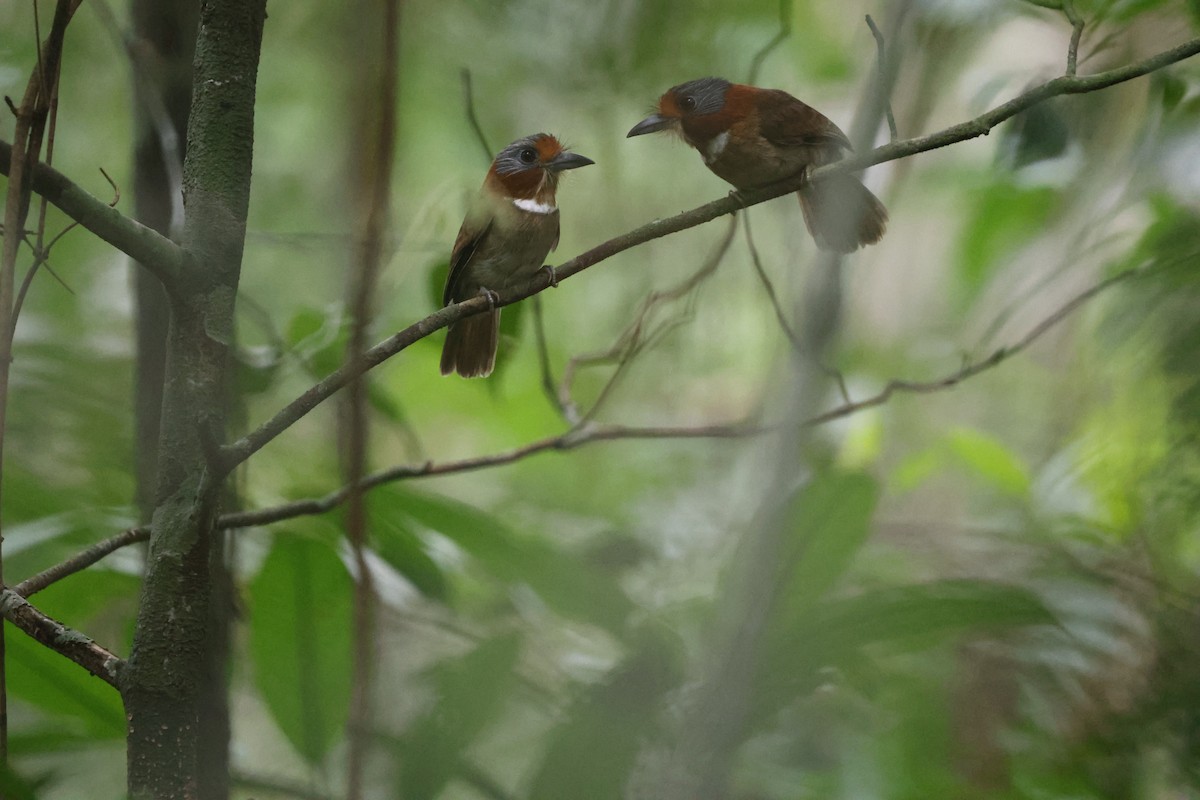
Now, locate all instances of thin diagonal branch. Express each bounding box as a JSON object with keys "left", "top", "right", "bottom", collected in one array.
[
  {"left": 218, "top": 36, "right": 1200, "bottom": 472},
  {"left": 219, "top": 419, "right": 762, "bottom": 531},
  {"left": 0, "top": 140, "right": 183, "bottom": 291},
  {"left": 0, "top": 589, "right": 122, "bottom": 688},
  {"left": 804, "top": 265, "right": 1143, "bottom": 427},
  {"left": 13, "top": 526, "right": 149, "bottom": 598}
]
